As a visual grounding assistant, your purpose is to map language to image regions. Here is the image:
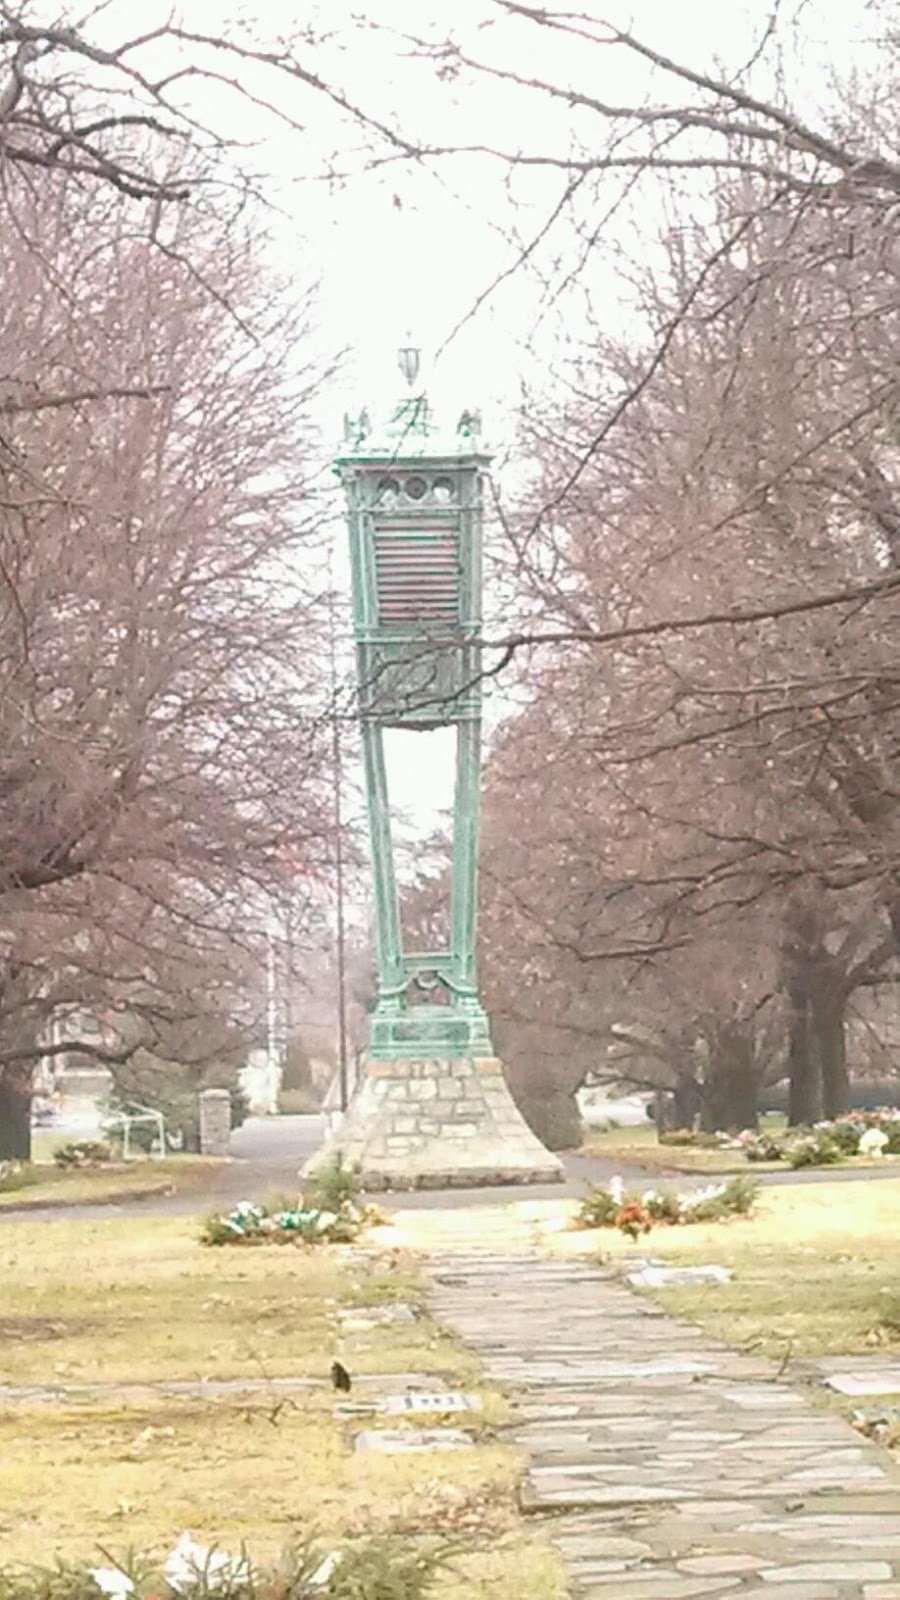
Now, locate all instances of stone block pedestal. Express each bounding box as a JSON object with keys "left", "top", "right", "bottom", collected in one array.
[
  {"left": 304, "top": 1056, "right": 563, "bottom": 1191},
  {"left": 198, "top": 1087, "right": 232, "bottom": 1157}
]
